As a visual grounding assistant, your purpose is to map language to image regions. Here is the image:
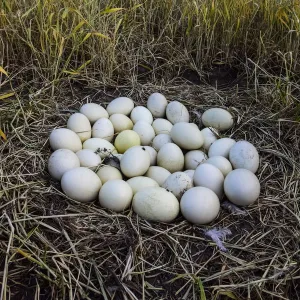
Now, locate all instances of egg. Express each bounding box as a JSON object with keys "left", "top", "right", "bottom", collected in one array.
[
  {"left": 229, "top": 140, "right": 259, "bottom": 173},
  {"left": 61, "top": 167, "right": 102, "bottom": 202},
  {"left": 184, "top": 170, "right": 195, "bottom": 182},
  {"left": 106, "top": 97, "right": 134, "bottom": 116},
  {"left": 83, "top": 138, "right": 117, "bottom": 158},
  {"left": 49, "top": 128, "right": 82, "bottom": 152},
  {"left": 99, "top": 179, "right": 133, "bottom": 212},
  {"left": 147, "top": 93, "right": 168, "bottom": 117},
  {"left": 143, "top": 146, "right": 157, "bottom": 166},
  {"left": 152, "top": 118, "right": 173, "bottom": 135},
  {"left": 205, "top": 156, "right": 233, "bottom": 177},
  {"left": 194, "top": 163, "right": 224, "bottom": 199},
  {"left": 208, "top": 138, "right": 236, "bottom": 158},
  {"left": 67, "top": 113, "right": 91, "bottom": 142},
  {"left": 120, "top": 146, "right": 151, "bottom": 178},
  {"left": 48, "top": 149, "right": 80, "bottom": 180},
  {"left": 114, "top": 130, "right": 141, "bottom": 153},
  {"left": 133, "top": 121, "right": 155, "bottom": 146},
  {"left": 145, "top": 166, "right": 171, "bottom": 186},
  {"left": 133, "top": 187, "right": 179, "bottom": 222},
  {"left": 180, "top": 187, "right": 220, "bottom": 224},
  {"left": 80, "top": 103, "right": 108, "bottom": 124},
  {"left": 202, "top": 108, "right": 234, "bottom": 131},
  {"left": 157, "top": 143, "right": 184, "bottom": 173},
  {"left": 109, "top": 114, "right": 133, "bottom": 132},
  {"left": 185, "top": 150, "right": 208, "bottom": 170},
  {"left": 166, "top": 101, "right": 189, "bottom": 124},
  {"left": 170, "top": 122, "right": 204, "bottom": 150},
  {"left": 130, "top": 106, "right": 153, "bottom": 124},
  {"left": 152, "top": 134, "right": 172, "bottom": 151},
  {"left": 224, "top": 169, "right": 260, "bottom": 206},
  {"left": 76, "top": 149, "right": 102, "bottom": 171},
  {"left": 201, "top": 127, "right": 219, "bottom": 151},
  {"left": 162, "top": 172, "right": 193, "bottom": 199},
  {"left": 127, "top": 176, "right": 159, "bottom": 194},
  {"left": 96, "top": 165, "right": 123, "bottom": 184},
  {"left": 92, "top": 118, "right": 114, "bottom": 142}
]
